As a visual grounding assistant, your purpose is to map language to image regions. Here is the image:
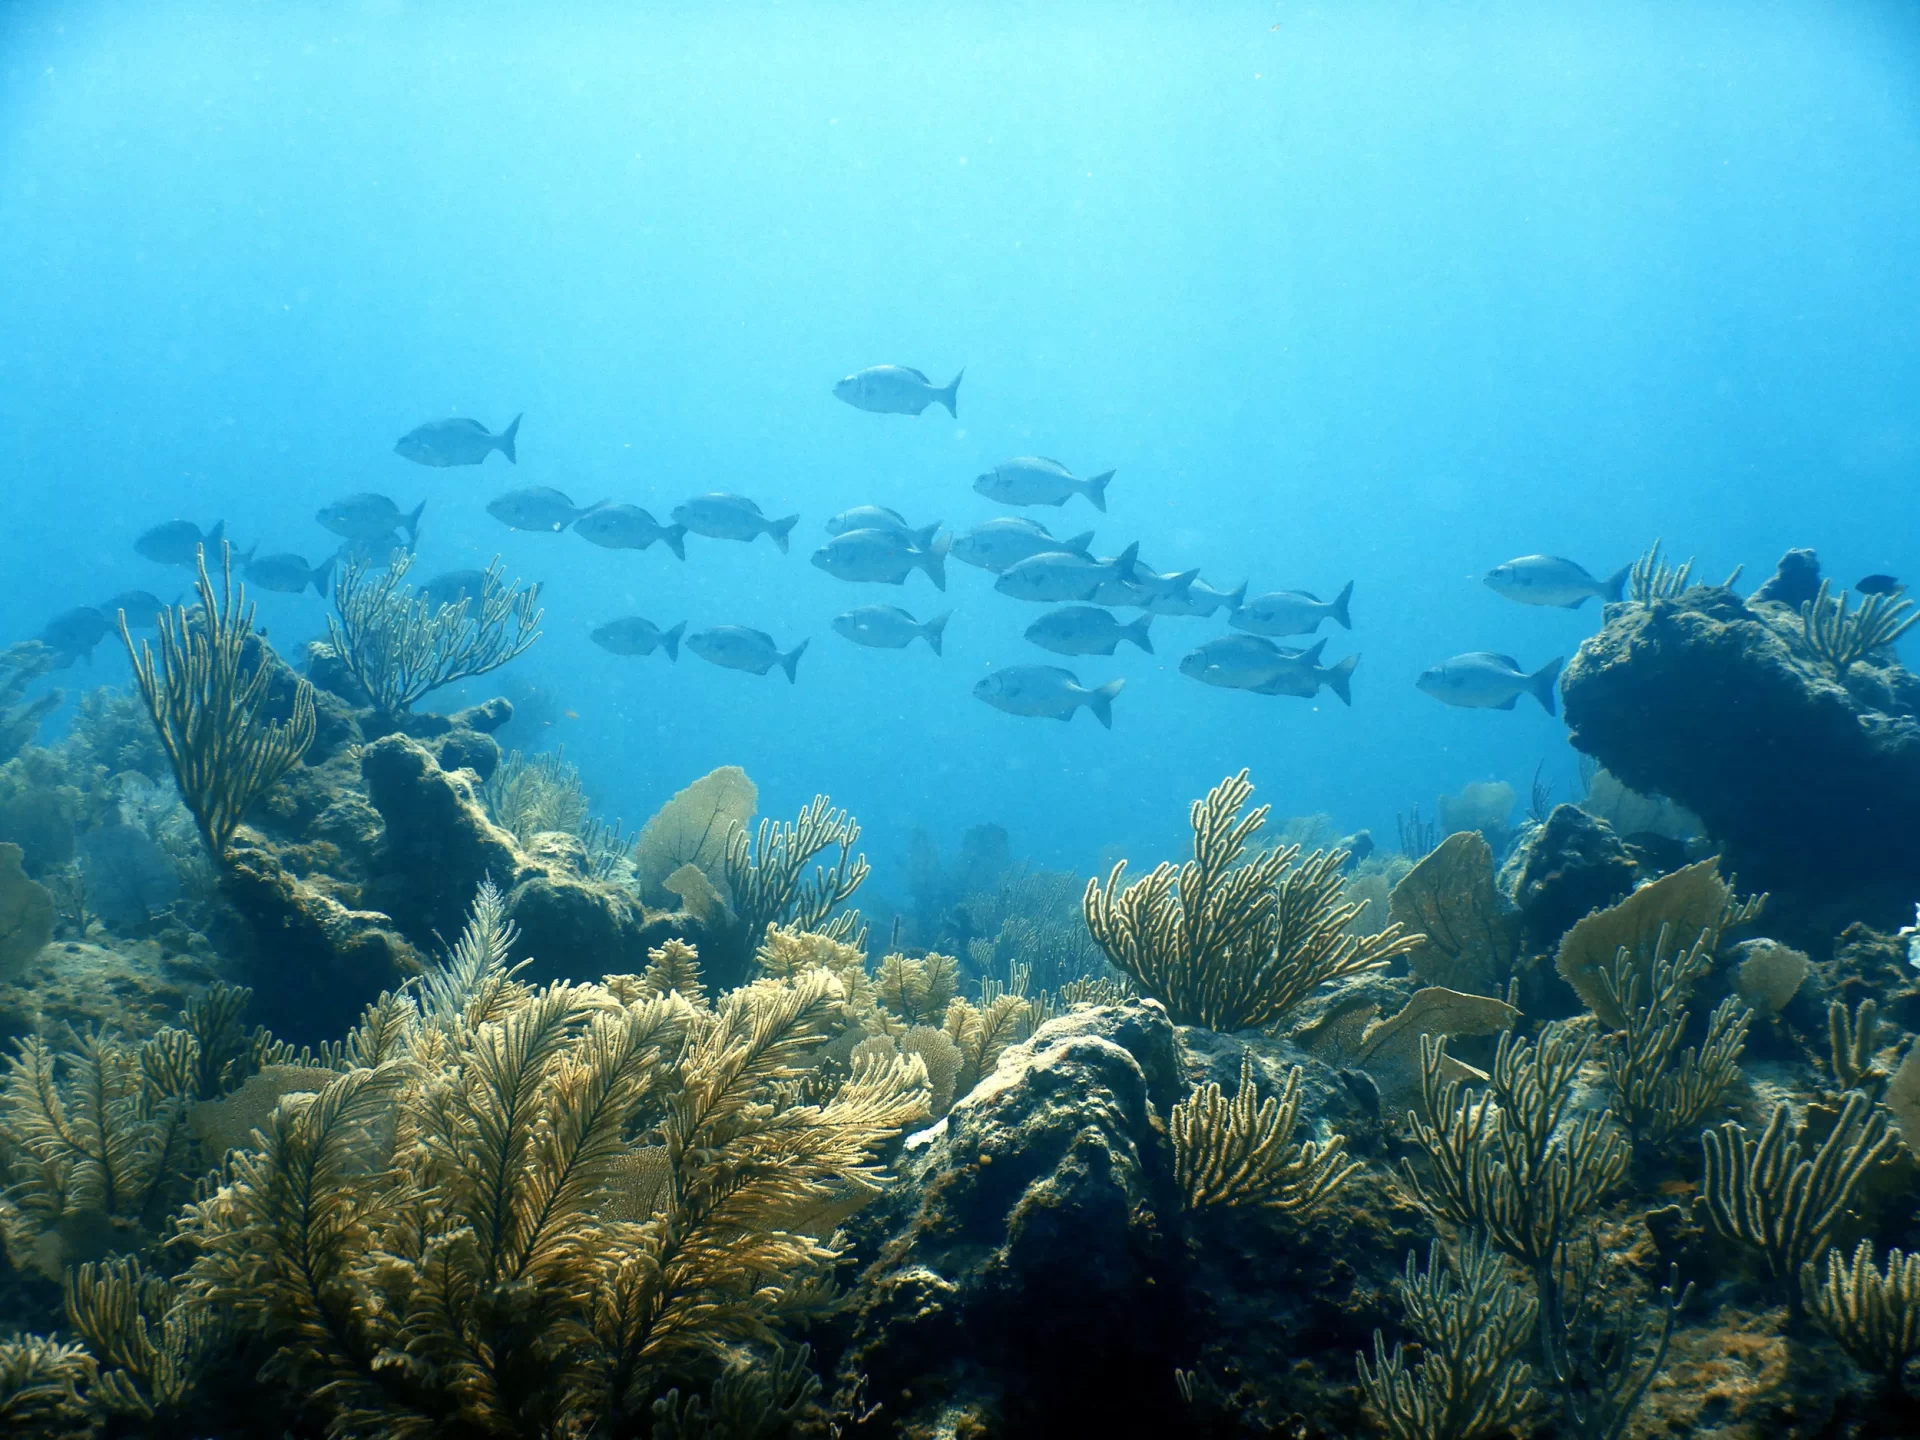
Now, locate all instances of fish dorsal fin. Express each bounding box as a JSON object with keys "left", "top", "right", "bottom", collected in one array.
[
  {"left": 454, "top": 418, "right": 487, "bottom": 432},
  {"left": 1549, "top": 556, "right": 1591, "bottom": 573},
  {"left": 1288, "top": 589, "right": 1321, "bottom": 602},
  {"left": 1470, "top": 651, "right": 1523, "bottom": 670},
  {"left": 902, "top": 366, "right": 930, "bottom": 382}
]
